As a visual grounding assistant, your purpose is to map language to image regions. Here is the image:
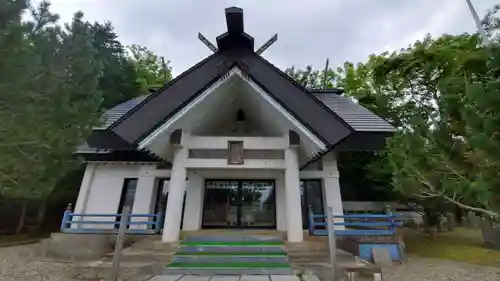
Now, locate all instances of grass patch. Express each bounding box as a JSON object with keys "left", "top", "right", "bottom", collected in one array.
[
  {"left": 168, "top": 262, "right": 290, "bottom": 268},
  {"left": 402, "top": 227, "right": 500, "bottom": 266},
  {"left": 181, "top": 241, "right": 283, "bottom": 246},
  {"left": 175, "top": 251, "right": 286, "bottom": 256}
]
